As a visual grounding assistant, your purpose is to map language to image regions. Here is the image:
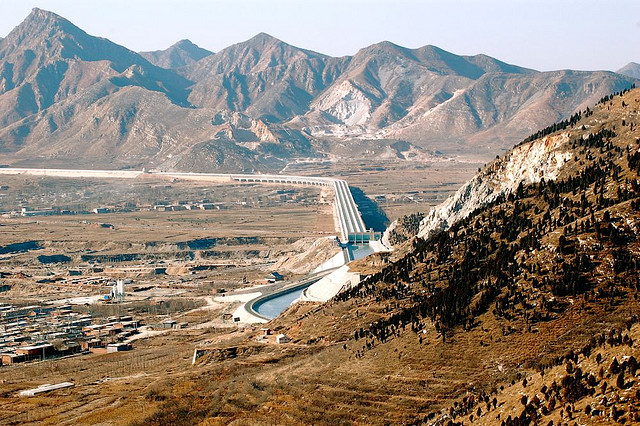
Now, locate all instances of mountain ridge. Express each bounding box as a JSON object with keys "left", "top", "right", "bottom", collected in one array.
[
  {"left": 0, "top": 8, "right": 636, "bottom": 171},
  {"left": 182, "top": 32, "right": 351, "bottom": 123},
  {"left": 140, "top": 39, "right": 213, "bottom": 69},
  {"left": 618, "top": 62, "right": 640, "bottom": 79}
]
